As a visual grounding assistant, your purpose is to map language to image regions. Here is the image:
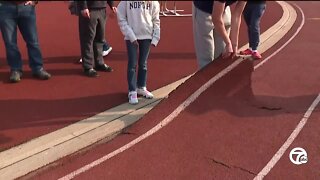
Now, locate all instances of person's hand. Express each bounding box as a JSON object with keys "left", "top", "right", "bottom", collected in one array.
[
  {"left": 24, "top": 1, "right": 37, "bottom": 6},
  {"left": 132, "top": 40, "right": 139, "bottom": 46},
  {"left": 230, "top": 51, "right": 238, "bottom": 59},
  {"left": 109, "top": 7, "right": 117, "bottom": 18},
  {"left": 151, "top": 43, "right": 156, "bottom": 47},
  {"left": 111, "top": 7, "right": 117, "bottom": 13},
  {"left": 81, "top": 9, "right": 90, "bottom": 18},
  {"left": 231, "top": 44, "right": 239, "bottom": 59},
  {"left": 222, "top": 43, "right": 234, "bottom": 59}
]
